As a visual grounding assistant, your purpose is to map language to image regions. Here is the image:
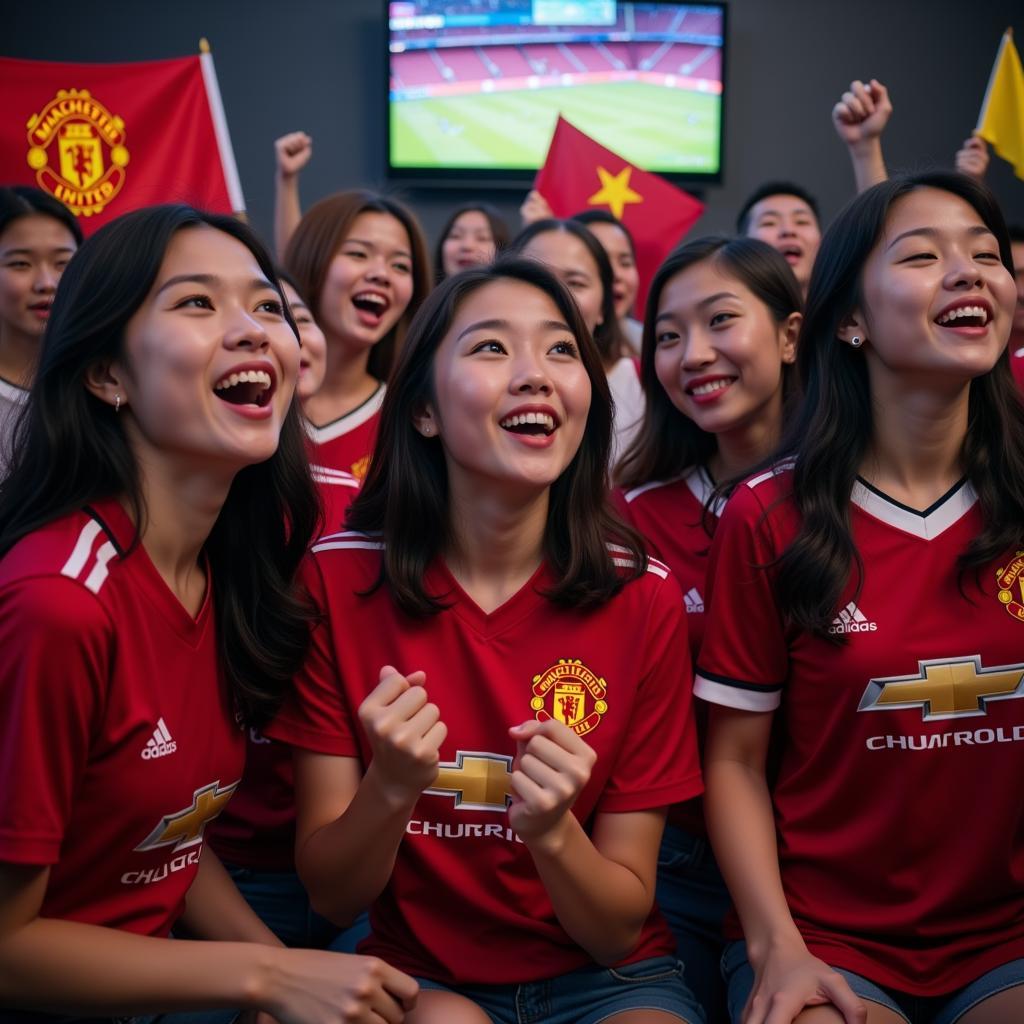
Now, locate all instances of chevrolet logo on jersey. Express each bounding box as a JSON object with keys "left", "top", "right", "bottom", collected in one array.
[
  {"left": 424, "top": 751, "right": 513, "bottom": 812},
  {"left": 858, "top": 657, "right": 1024, "bottom": 721},
  {"left": 134, "top": 780, "right": 239, "bottom": 852}
]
